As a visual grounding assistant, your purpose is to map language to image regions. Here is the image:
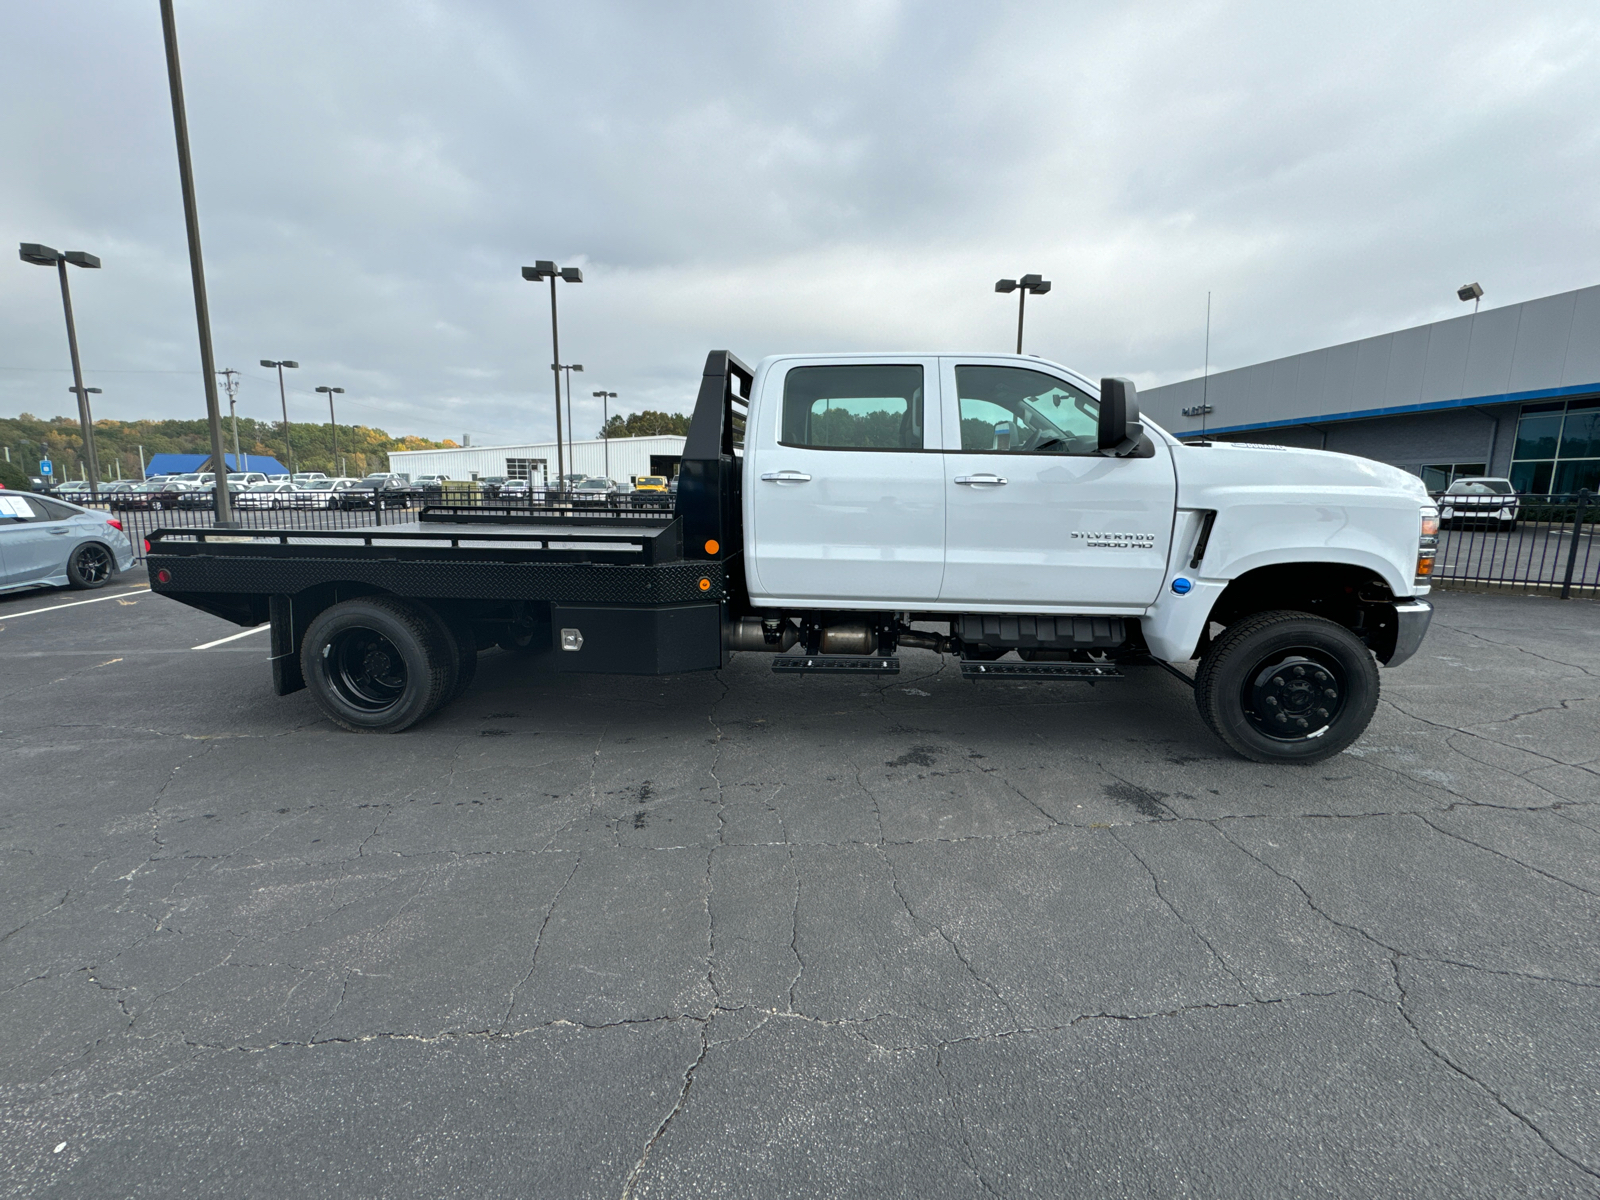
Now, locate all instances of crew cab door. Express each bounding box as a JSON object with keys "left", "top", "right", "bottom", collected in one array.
[
  {"left": 938, "top": 359, "right": 1176, "bottom": 608},
  {"left": 746, "top": 357, "right": 946, "bottom": 604}
]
